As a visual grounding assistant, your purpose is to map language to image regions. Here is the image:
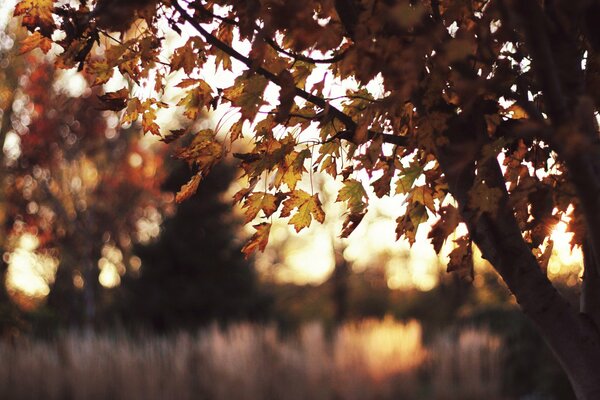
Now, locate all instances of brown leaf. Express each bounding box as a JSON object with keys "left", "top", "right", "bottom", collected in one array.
[
  {"left": 428, "top": 205, "right": 460, "bottom": 254},
  {"left": 447, "top": 236, "right": 473, "bottom": 281},
  {"left": 275, "top": 70, "right": 296, "bottom": 123},
  {"left": 97, "top": 88, "right": 129, "bottom": 111},
  {"left": 340, "top": 212, "right": 366, "bottom": 238}
]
